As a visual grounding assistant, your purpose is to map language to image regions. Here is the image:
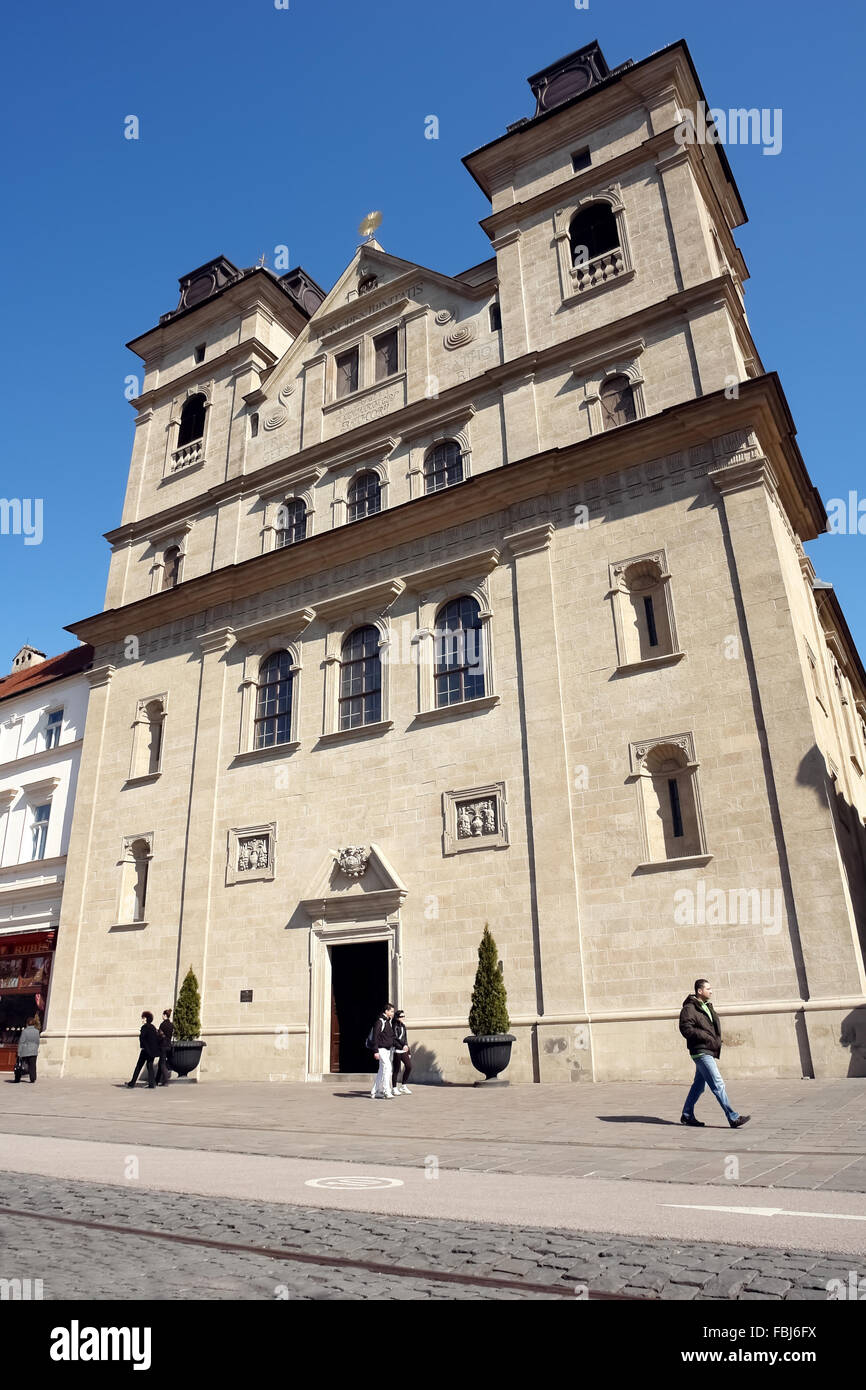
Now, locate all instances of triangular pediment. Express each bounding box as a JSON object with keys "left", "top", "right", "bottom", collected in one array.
[
  {"left": 300, "top": 842, "right": 407, "bottom": 923},
  {"left": 256, "top": 240, "right": 495, "bottom": 409}
]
